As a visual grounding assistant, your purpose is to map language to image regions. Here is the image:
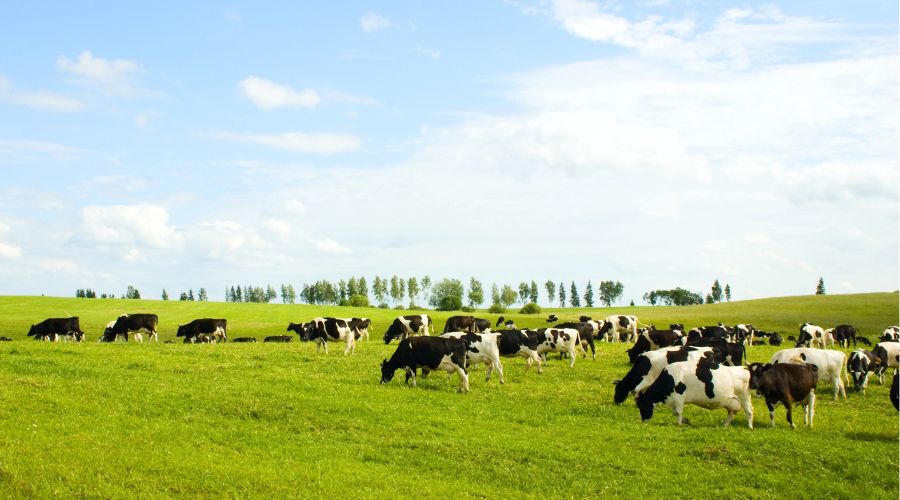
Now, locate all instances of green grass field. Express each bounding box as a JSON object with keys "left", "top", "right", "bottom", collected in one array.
[{"left": 0, "top": 293, "right": 897, "bottom": 498}]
